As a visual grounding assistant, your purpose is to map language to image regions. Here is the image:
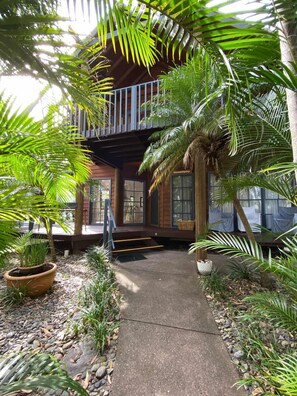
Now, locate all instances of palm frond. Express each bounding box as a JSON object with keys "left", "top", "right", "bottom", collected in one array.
[
  {"left": 0, "top": 351, "right": 88, "bottom": 396},
  {"left": 94, "top": 0, "right": 276, "bottom": 70},
  {"left": 270, "top": 354, "right": 297, "bottom": 396},
  {"left": 245, "top": 292, "right": 297, "bottom": 333},
  {"left": 190, "top": 232, "right": 297, "bottom": 295}
]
